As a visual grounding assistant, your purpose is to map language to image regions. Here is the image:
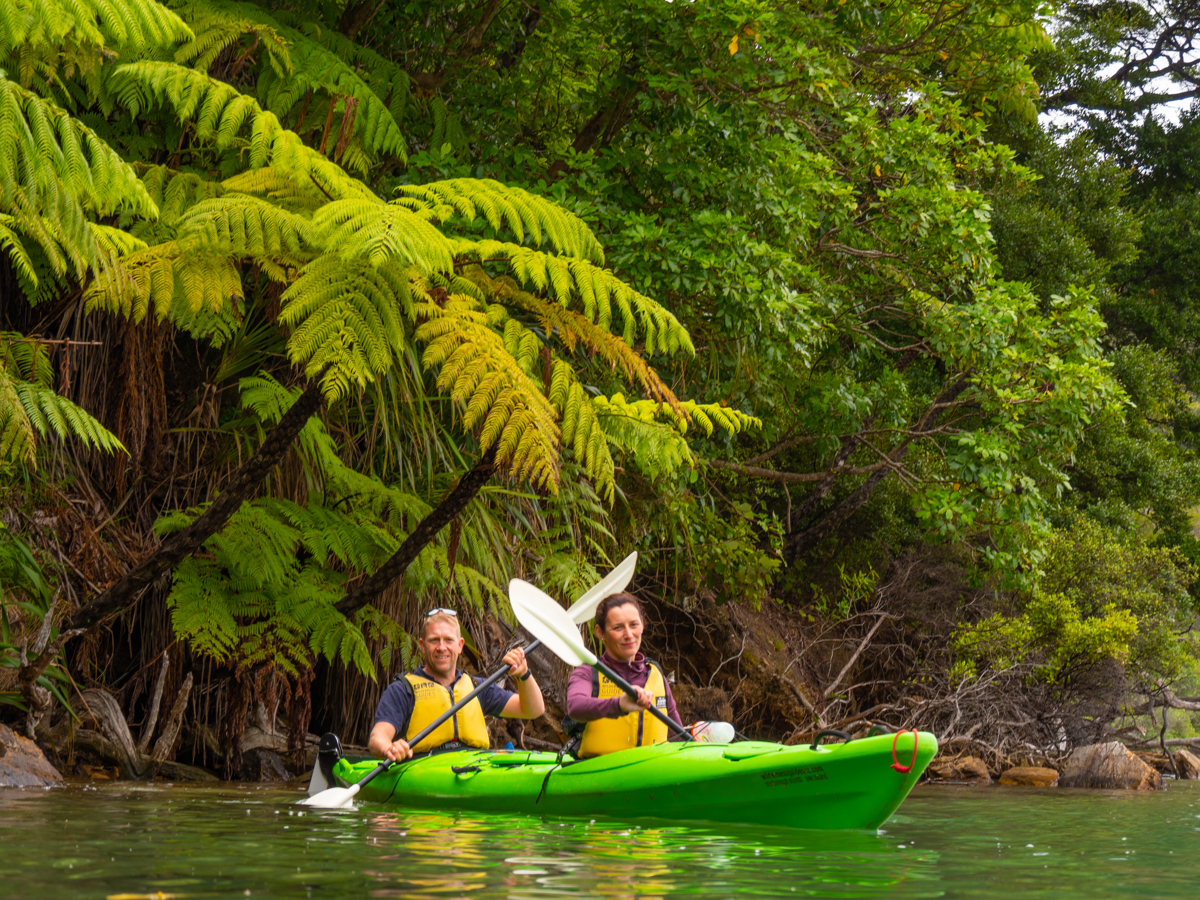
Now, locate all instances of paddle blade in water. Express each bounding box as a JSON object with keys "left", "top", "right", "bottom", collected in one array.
[
  {"left": 567, "top": 552, "right": 637, "bottom": 624},
  {"left": 298, "top": 784, "right": 359, "bottom": 808},
  {"left": 509, "top": 579, "right": 598, "bottom": 667}
]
